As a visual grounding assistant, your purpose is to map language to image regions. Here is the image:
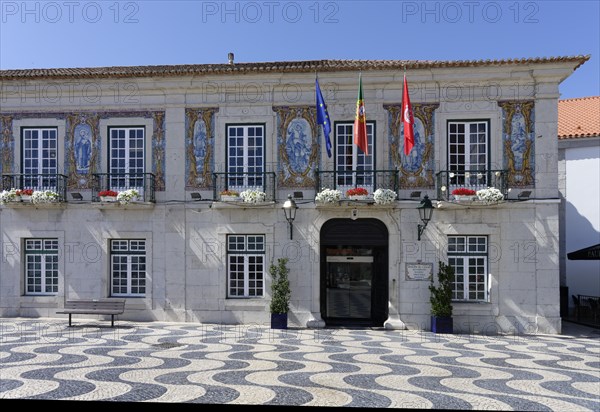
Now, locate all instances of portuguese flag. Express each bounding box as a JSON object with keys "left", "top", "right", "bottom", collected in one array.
[{"left": 354, "top": 73, "right": 368, "bottom": 155}]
